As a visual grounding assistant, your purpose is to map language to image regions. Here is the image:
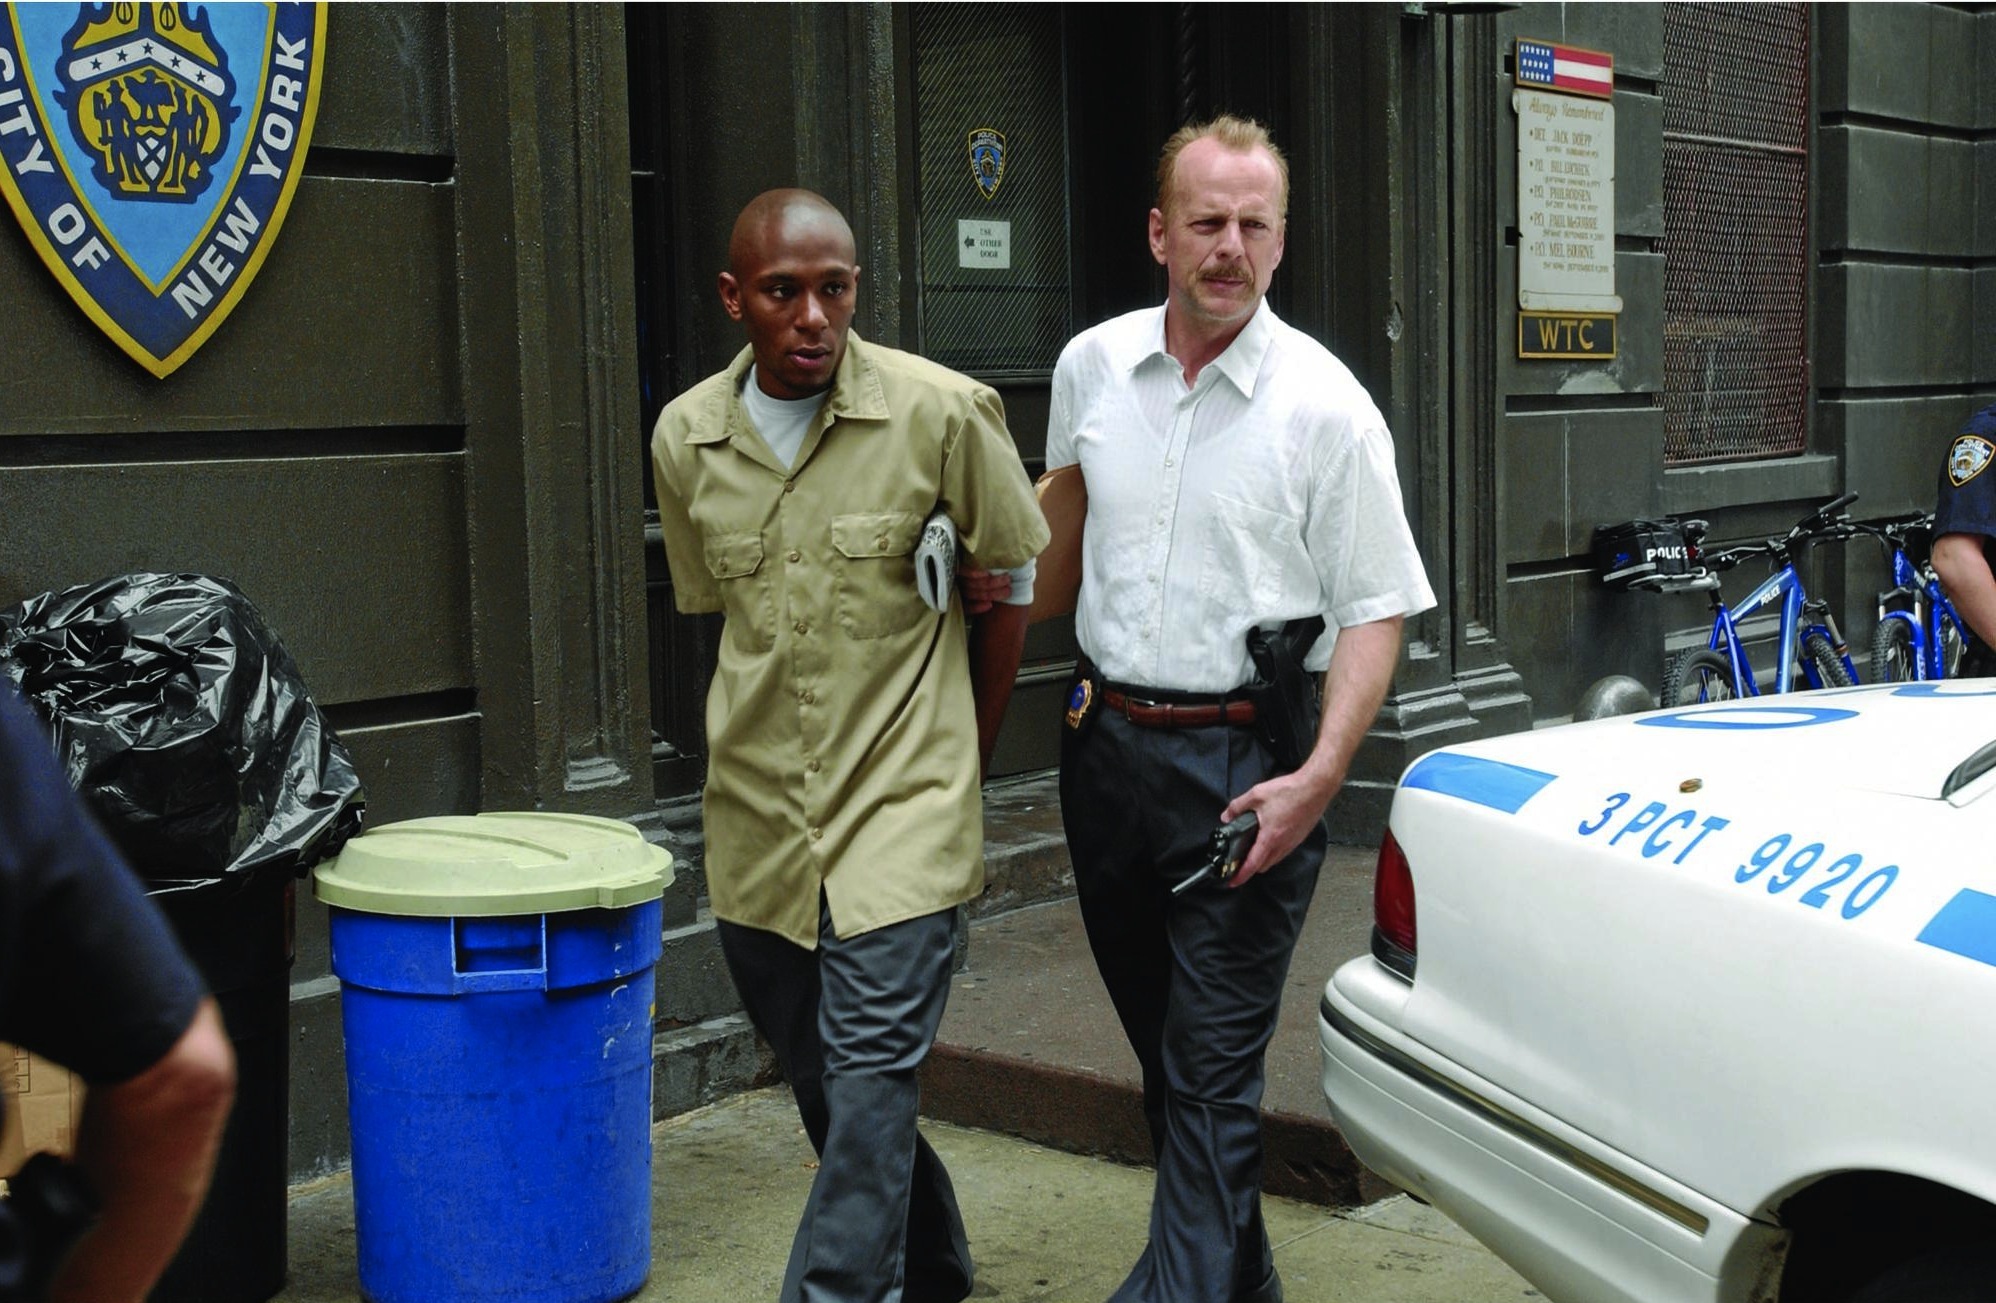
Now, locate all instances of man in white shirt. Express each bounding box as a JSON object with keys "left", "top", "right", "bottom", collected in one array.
[{"left": 1045, "top": 116, "right": 1434, "bottom": 1303}]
